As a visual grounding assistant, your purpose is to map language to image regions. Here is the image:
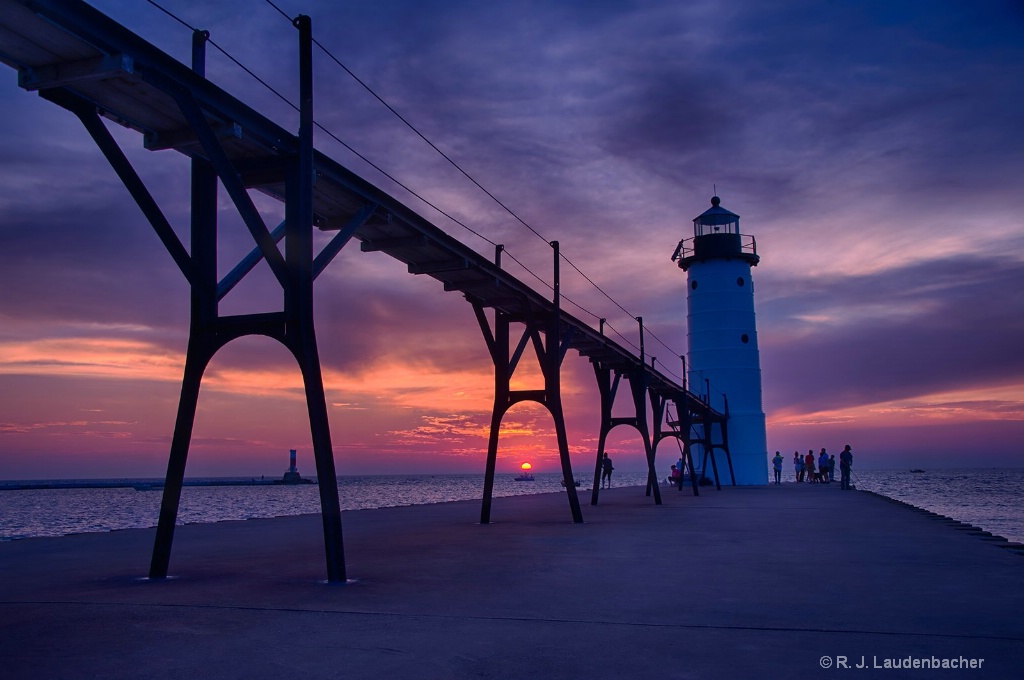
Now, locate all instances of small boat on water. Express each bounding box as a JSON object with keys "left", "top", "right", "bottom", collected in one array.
[
  {"left": 514, "top": 473, "right": 535, "bottom": 482},
  {"left": 910, "top": 469, "right": 926, "bottom": 473}
]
